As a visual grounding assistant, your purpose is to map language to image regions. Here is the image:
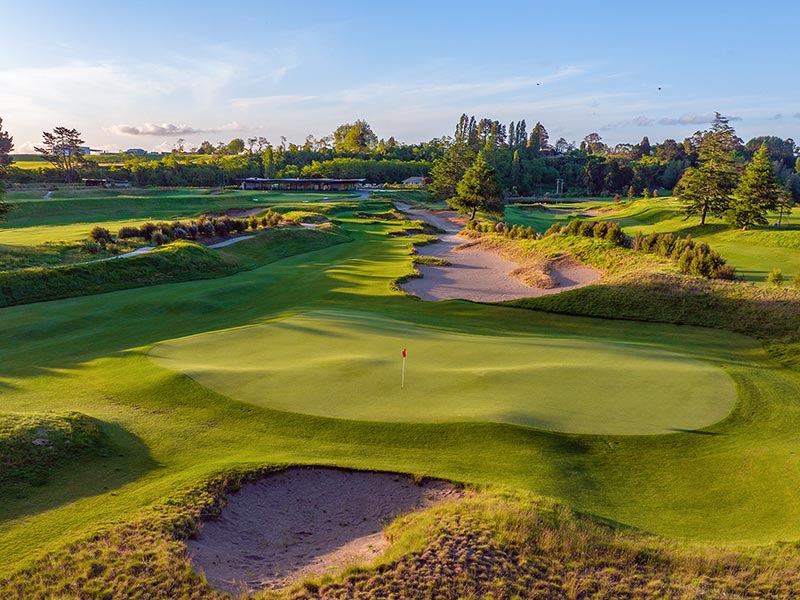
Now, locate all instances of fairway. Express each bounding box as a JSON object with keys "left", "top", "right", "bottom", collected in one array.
[{"left": 150, "top": 311, "right": 735, "bottom": 434}]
